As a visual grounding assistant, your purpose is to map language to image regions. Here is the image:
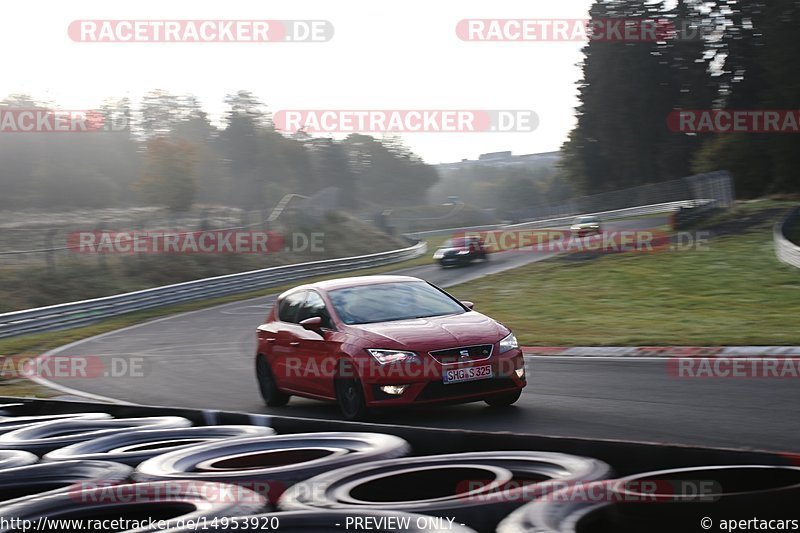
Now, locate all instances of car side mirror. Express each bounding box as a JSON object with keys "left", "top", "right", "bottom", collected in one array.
[
  {"left": 300, "top": 316, "right": 323, "bottom": 331},
  {"left": 461, "top": 301, "right": 474, "bottom": 310}
]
